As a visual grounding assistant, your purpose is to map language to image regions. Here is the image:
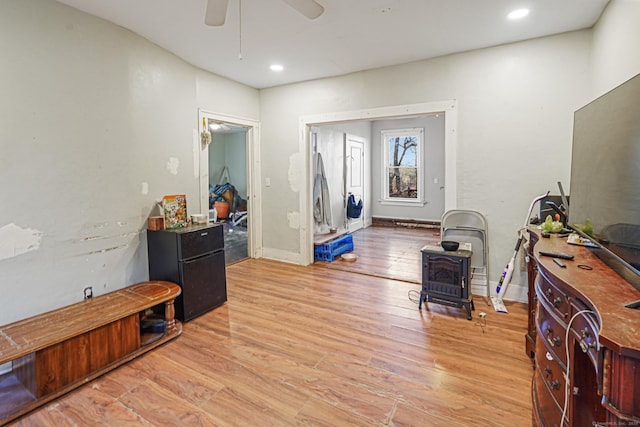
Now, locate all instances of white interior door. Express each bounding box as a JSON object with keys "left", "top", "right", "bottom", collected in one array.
[{"left": 345, "top": 134, "right": 365, "bottom": 232}]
